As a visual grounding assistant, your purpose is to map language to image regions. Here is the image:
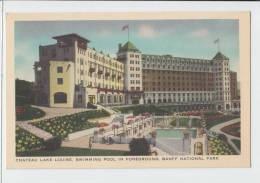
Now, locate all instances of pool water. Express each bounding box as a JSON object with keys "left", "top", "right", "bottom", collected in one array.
[{"left": 156, "top": 129, "right": 197, "bottom": 139}]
